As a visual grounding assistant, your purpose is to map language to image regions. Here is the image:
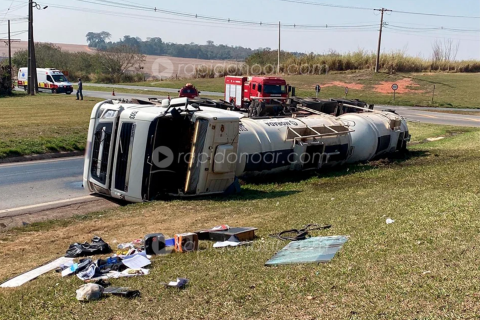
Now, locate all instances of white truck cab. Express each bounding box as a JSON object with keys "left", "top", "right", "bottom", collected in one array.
[
  {"left": 83, "top": 98, "right": 243, "bottom": 202},
  {"left": 18, "top": 68, "right": 73, "bottom": 94}
]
